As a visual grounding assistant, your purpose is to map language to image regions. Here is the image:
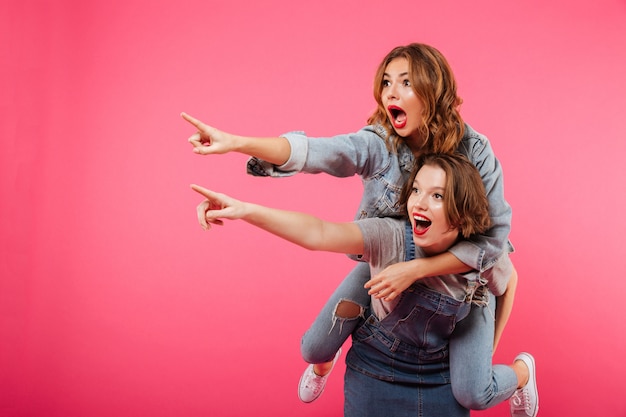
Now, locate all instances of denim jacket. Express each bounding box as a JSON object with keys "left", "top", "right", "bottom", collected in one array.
[{"left": 246, "top": 123, "right": 512, "bottom": 290}]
